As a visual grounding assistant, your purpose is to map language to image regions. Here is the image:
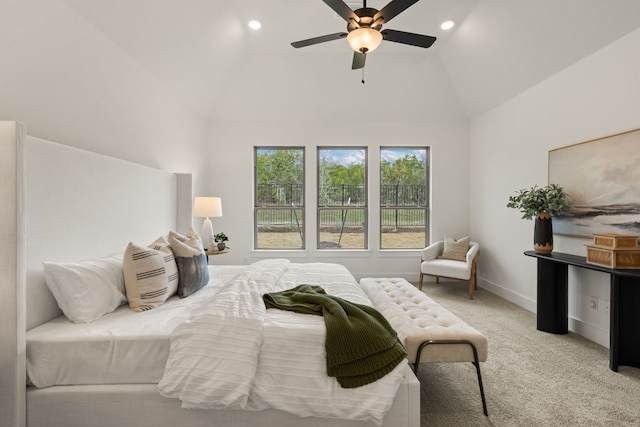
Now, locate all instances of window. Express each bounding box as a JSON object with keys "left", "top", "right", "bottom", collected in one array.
[
  {"left": 254, "top": 147, "right": 305, "bottom": 249},
  {"left": 380, "top": 147, "right": 429, "bottom": 249},
  {"left": 317, "top": 147, "right": 367, "bottom": 249}
]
